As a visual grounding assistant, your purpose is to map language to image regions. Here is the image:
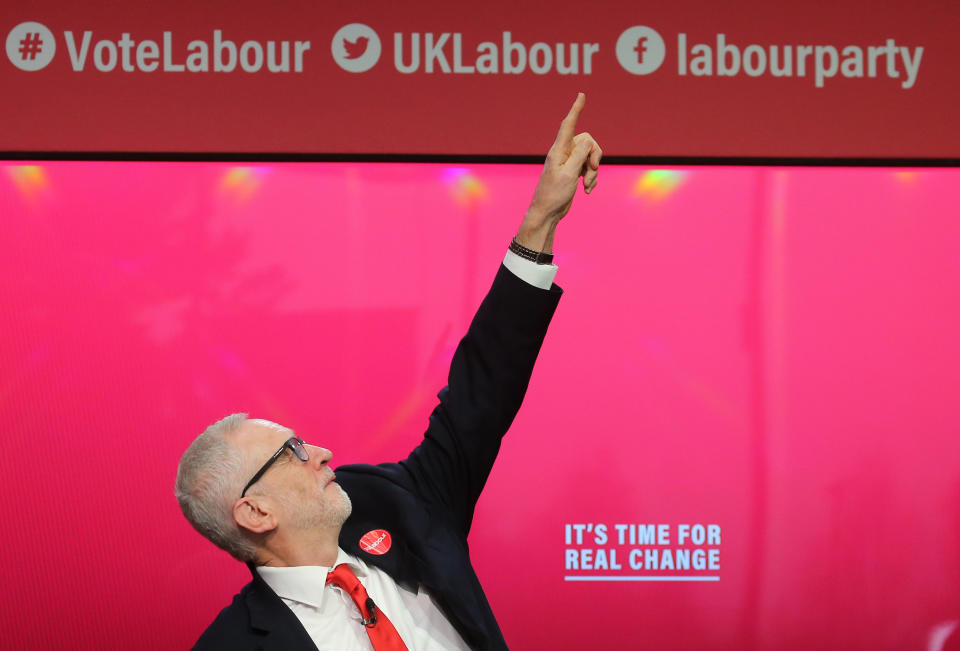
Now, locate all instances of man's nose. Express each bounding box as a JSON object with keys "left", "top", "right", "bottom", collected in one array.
[{"left": 306, "top": 444, "right": 333, "bottom": 466}]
